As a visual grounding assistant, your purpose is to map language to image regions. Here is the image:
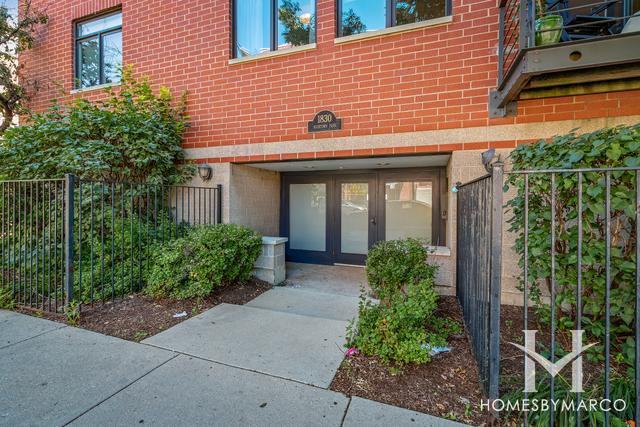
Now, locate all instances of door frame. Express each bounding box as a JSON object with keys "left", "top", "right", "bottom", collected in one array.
[
  {"left": 280, "top": 174, "right": 334, "bottom": 264},
  {"left": 280, "top": 167, "right": 447, "bottom": 265},
  {"left": 333, "top": 173, "right": 377, "bottom": 265}
]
